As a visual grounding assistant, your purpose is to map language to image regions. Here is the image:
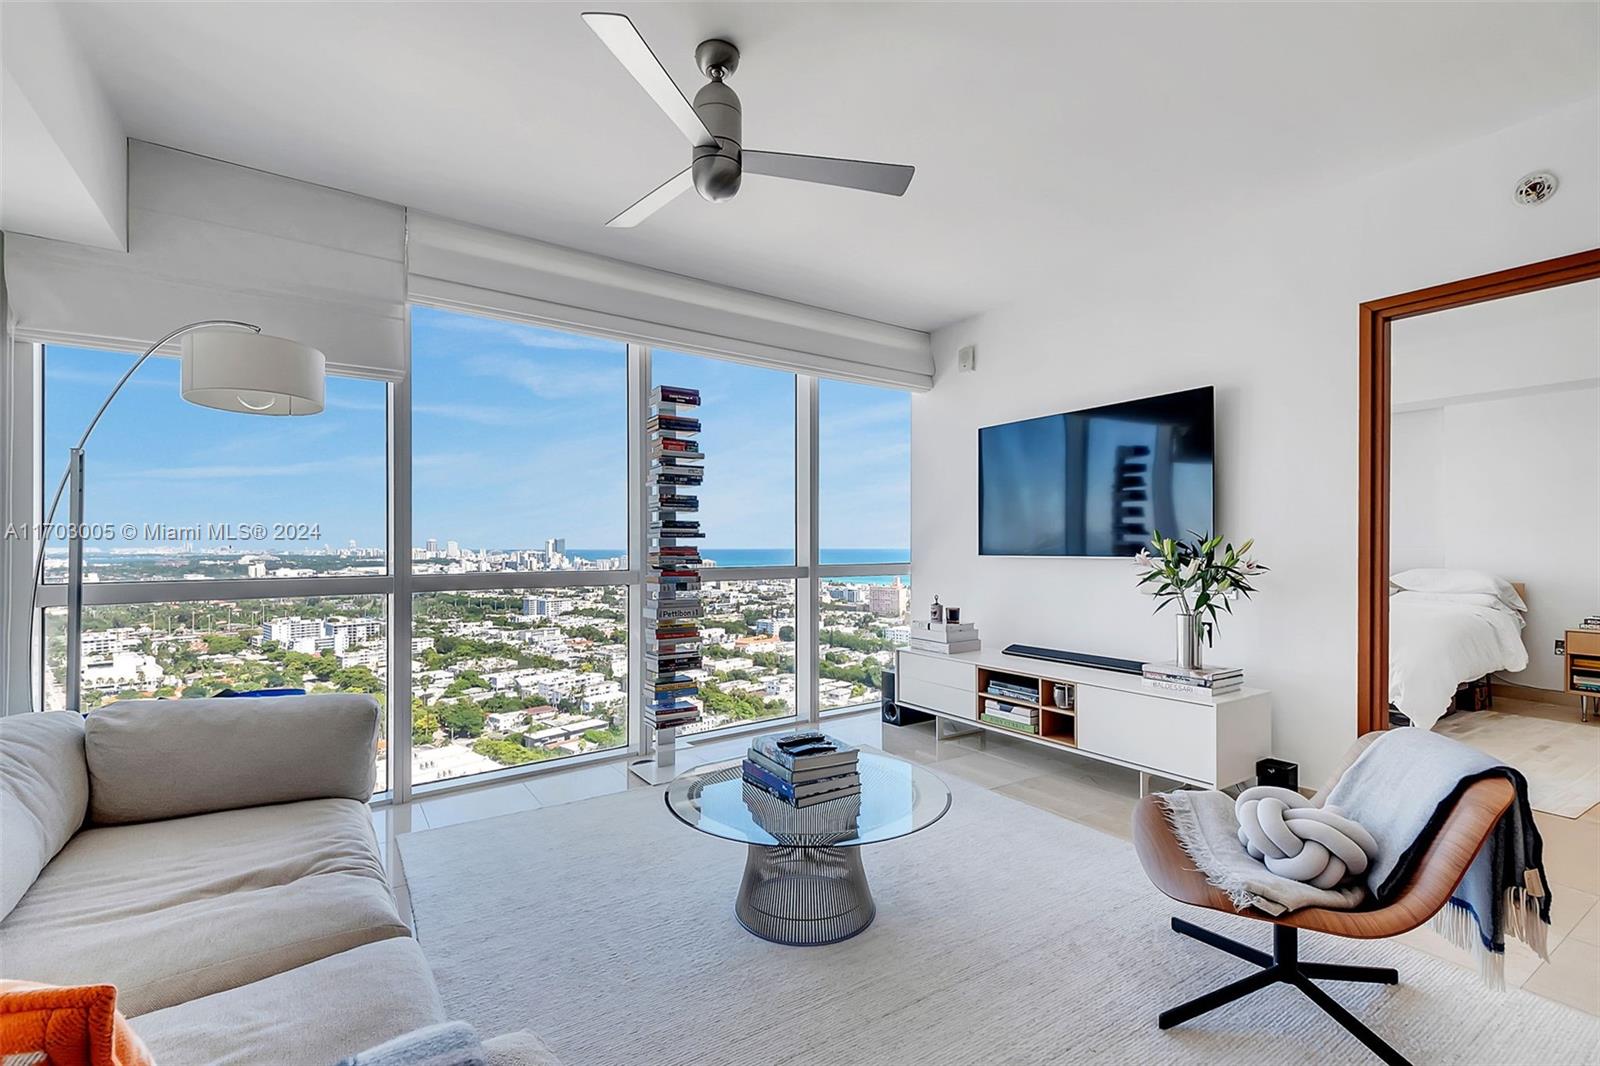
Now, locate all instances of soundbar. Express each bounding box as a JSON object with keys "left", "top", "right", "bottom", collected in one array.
[{"left": 1002, "top": 644, "right": 1145, "bottom": 675}]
